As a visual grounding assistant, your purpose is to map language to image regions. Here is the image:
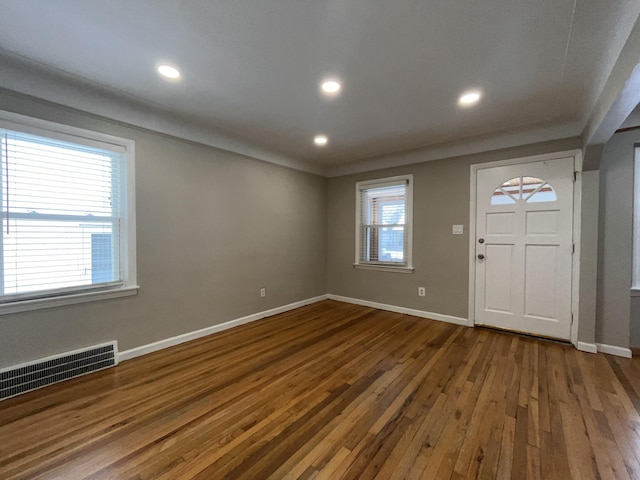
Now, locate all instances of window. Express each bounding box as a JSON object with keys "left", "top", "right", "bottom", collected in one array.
[
  {"left": 0, "top": 111, "right": 137, "bottom": 313},
  {"left": 490, "top": 176, "right": 557, "bottom": 206},
  {"left": 355, "top": 175, "right": 413, "bottom": 272}
]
